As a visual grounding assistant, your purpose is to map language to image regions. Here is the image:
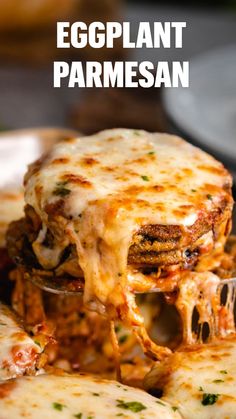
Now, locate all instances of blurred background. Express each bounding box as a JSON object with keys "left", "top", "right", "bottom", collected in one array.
[{"left": 0, "top": 0, "right": 235, "bottom": 178}]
